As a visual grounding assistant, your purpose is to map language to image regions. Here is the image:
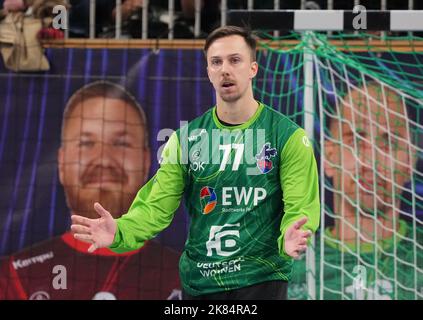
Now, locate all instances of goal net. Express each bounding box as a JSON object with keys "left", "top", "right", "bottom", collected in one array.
[{"left": 254, "top": 32, "right": 423, "bottom": 300}]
